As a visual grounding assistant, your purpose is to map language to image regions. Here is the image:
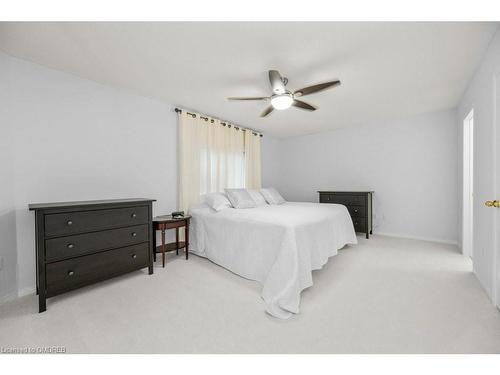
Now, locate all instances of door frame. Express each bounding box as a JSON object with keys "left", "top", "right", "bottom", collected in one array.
[{"left": 462, "top": 109, "right": 474, "bottom": 260}]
